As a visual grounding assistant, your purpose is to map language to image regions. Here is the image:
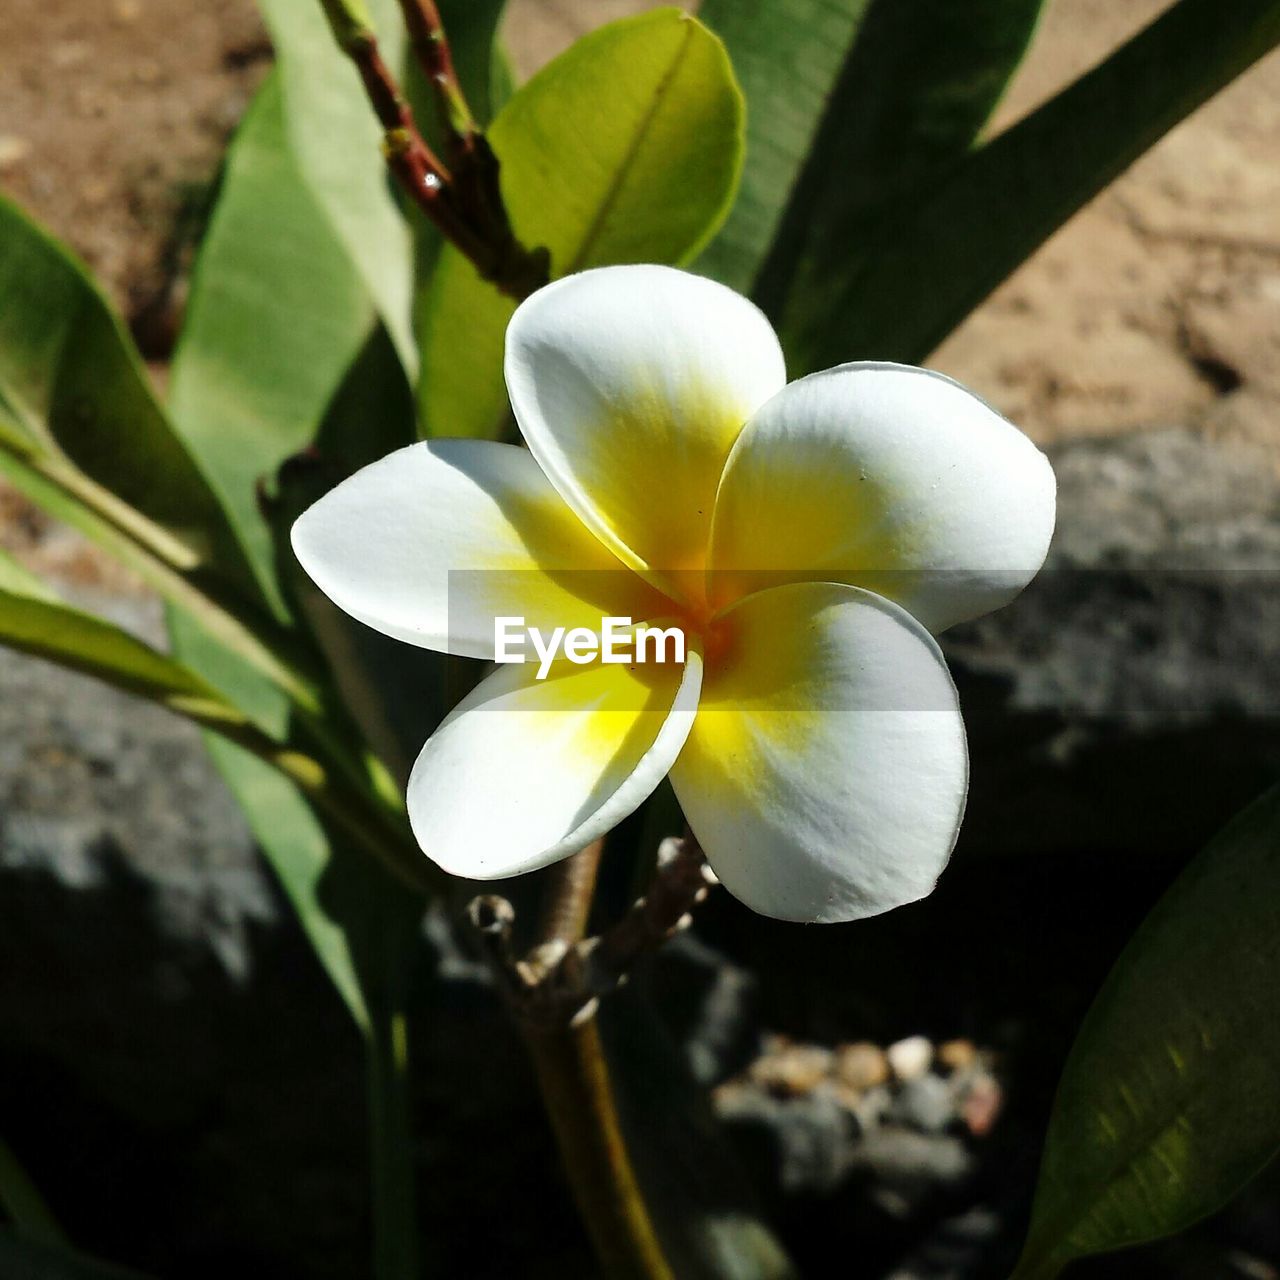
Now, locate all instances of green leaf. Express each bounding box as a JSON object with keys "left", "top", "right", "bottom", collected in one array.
[
  {"left": 169, "top": 71, "right": 433, "bottom": 1020},
  {"left": 0, "top": 195, "right": 259, "bottom": 602},
  {"left": 417, "top": 7, "right": 744, "bottom": 440},
  {"left": 783, "top": 0, "right": 1280, "bottom": 371},
  {"left": 1013, "top": 784, "right": 1280, "bottom": 1279},
  {"left": 170, "top": 335, "right": 430, "bottom": 1260},
  {"left": 256, "top": 0, "right": 416, "bottom": 372},
  {"left": 694, "top": 0, "right": 871, "bottom": 294},
  {"left": 223, "top": 734, "right": 411, "bottom": 1029},
  {"left": 437, "top": 0, "right": 508, "bottom": 125},
  {"left": 0, "top": 199, "right": 322, "bottom": 713},
  {"left": 0, "top": 554, "right": 249, "bottom": 733},
  {"left": 0, "top": 566, "right": 426, "bottom": 904},
  {"left": 169, "top": 70, "right": 375, "bottom": 614},
  {"left": 755, "top": 0, "right": 1044, "bottom": 324},
  {"left": 0, "top": 548, "right": 55, "bottom": 600},
  {"left": 168, "top": 329, "right": 428, "bottom": 1031},
  {"left": 270, "top": 333, "right": 444, "bottom": 781},
  {"left": 168, "top": 604, "right": 429, "bottom": 1032},
  {"left": 489, "top": 41, "right": 516, "bottom": 118}
]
